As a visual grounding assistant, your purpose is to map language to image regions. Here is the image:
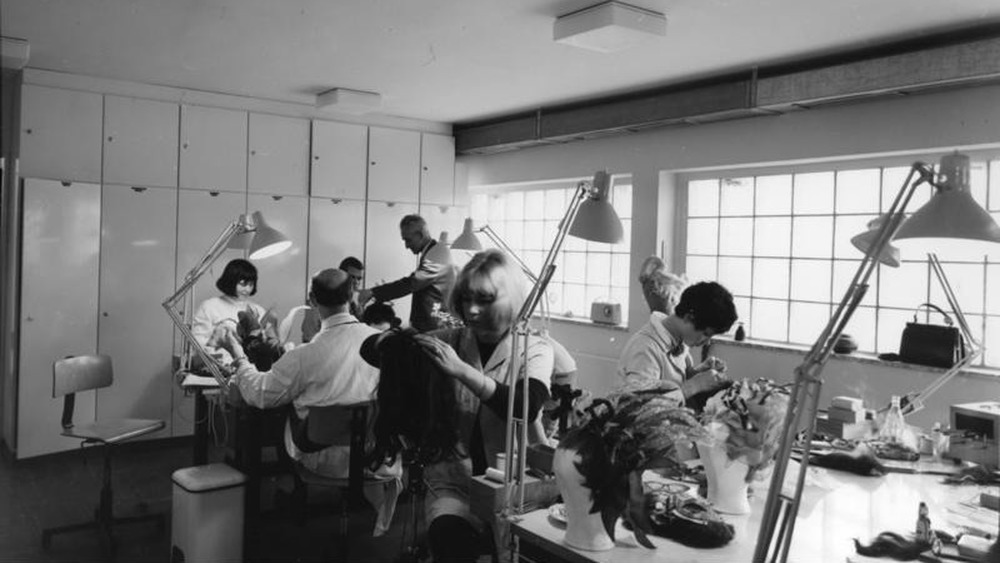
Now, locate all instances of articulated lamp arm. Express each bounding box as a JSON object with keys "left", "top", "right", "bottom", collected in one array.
[{"left": 162, "top": 216, "right": 253, "bottom": 388}]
